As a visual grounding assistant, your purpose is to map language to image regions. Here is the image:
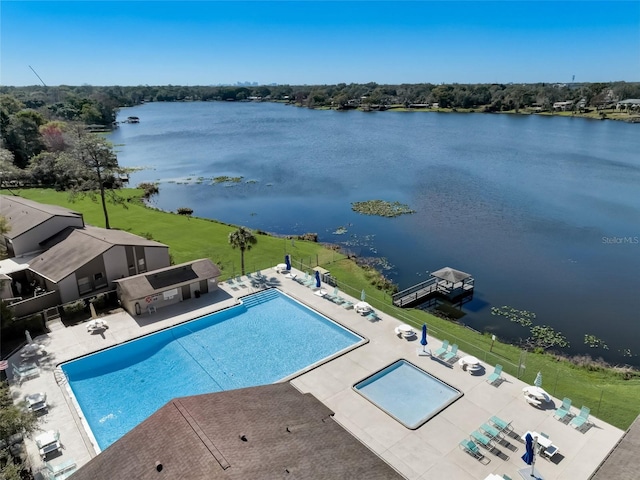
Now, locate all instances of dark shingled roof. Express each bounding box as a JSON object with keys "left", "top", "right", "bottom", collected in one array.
[
  {"left": 69, "top": 383, "right": 402, "bottom": 480},
  {"left": 589, "top": 414, "right": 640, "bottom": 480},
  {"left": 115, "top": 258, "right": 221, "bottom": 299},
  {"left": 28, "top": 226, "right": 167, "bottom": 283},
  {"left": 0, "top": 195, "right": 83, "bottom": 238}
]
